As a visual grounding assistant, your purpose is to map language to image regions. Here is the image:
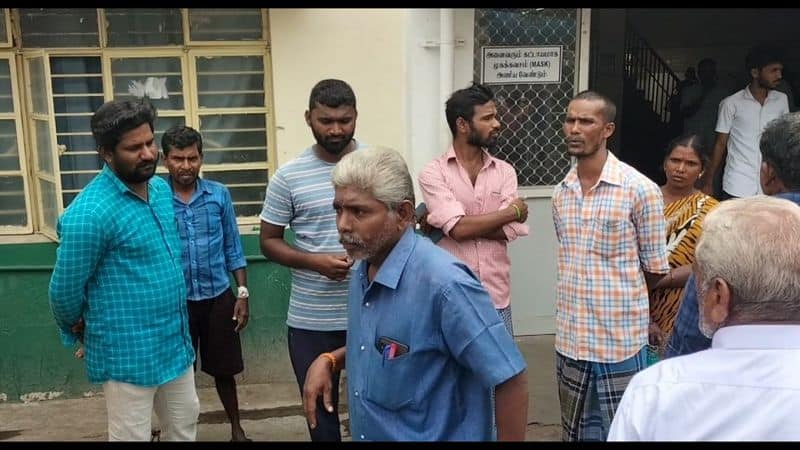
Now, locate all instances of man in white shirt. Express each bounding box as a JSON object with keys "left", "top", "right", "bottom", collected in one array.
[
  {"left": 701, "top": 43, "right": 789, "bottom": 199},
  {"left": 608, "top": 193, "right": 800, "bottom": 441}
]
